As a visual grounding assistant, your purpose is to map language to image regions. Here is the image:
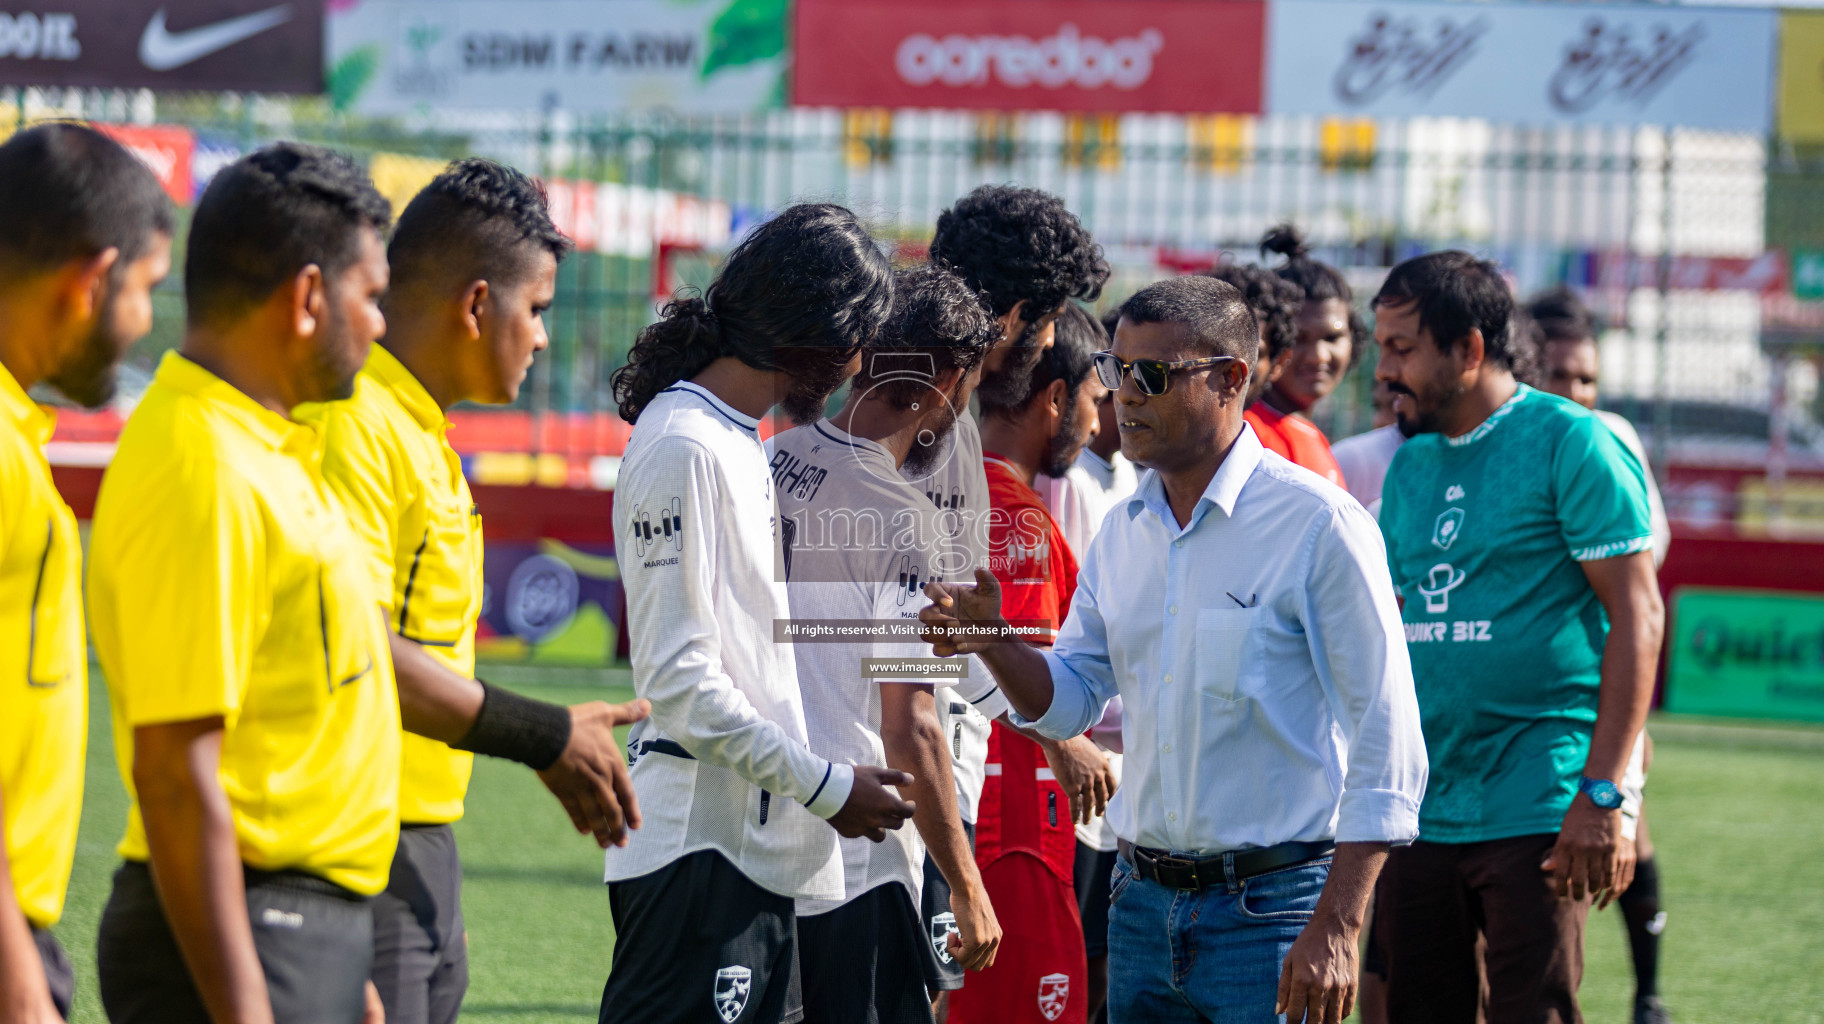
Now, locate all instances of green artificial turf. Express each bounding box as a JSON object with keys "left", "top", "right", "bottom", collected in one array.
[{"left": 46, "top": 666, "right": 1824, "bottom": 1023}]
